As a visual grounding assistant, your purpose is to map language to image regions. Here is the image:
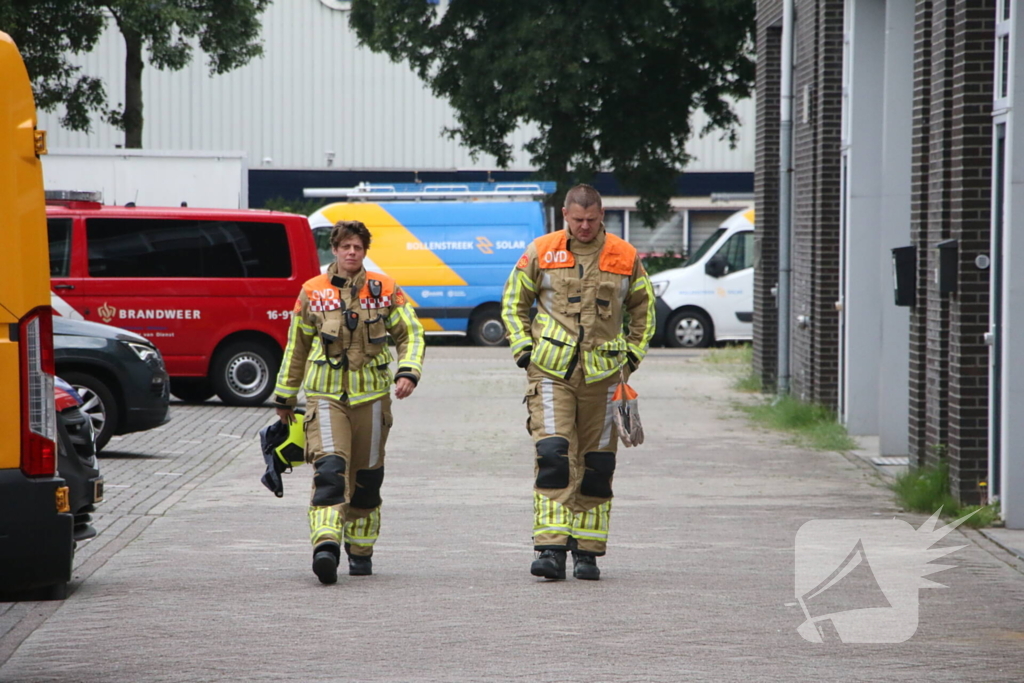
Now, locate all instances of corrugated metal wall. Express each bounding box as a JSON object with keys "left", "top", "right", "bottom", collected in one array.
[{"left": 36, "top": 1, "right": 755, "bottom": 174}]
